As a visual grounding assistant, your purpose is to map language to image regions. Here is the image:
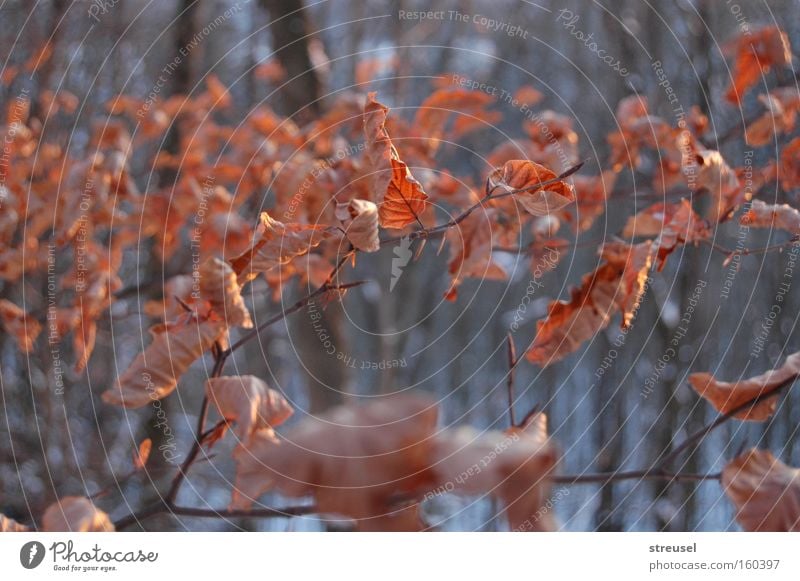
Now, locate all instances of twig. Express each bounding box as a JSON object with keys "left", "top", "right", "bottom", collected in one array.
[
  {"left": 113, "top": 500, "right": 316, "bottom": 530},
  {"left": 505, "top": 333, "right": 517, "bottom": 428},
  {"left": 702, "top": 236, "right": 799, "bottom": 260},
  {"left": 554, "top": 469, "right": 721, "bottom": 485},
  {"left": 225, "top": 280, "right": 367, "bottom": 356}
]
